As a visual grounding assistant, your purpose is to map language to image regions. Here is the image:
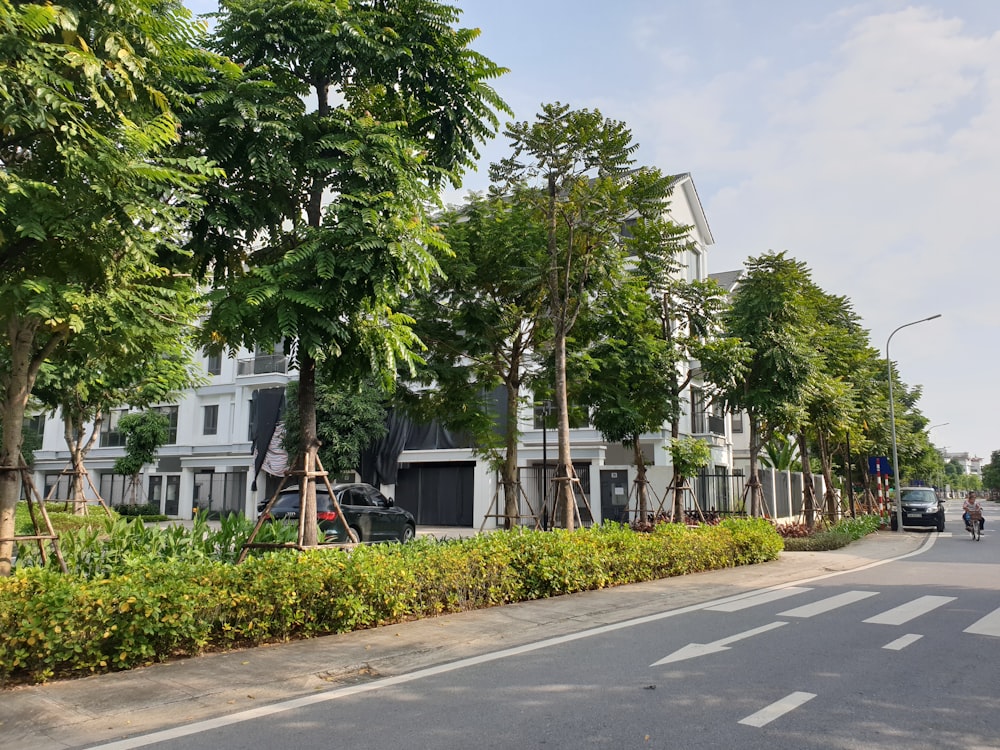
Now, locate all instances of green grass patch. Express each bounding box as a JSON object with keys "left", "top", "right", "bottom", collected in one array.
[{"left": 15, "top": 502, "right": 114, "bottom": 536}]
